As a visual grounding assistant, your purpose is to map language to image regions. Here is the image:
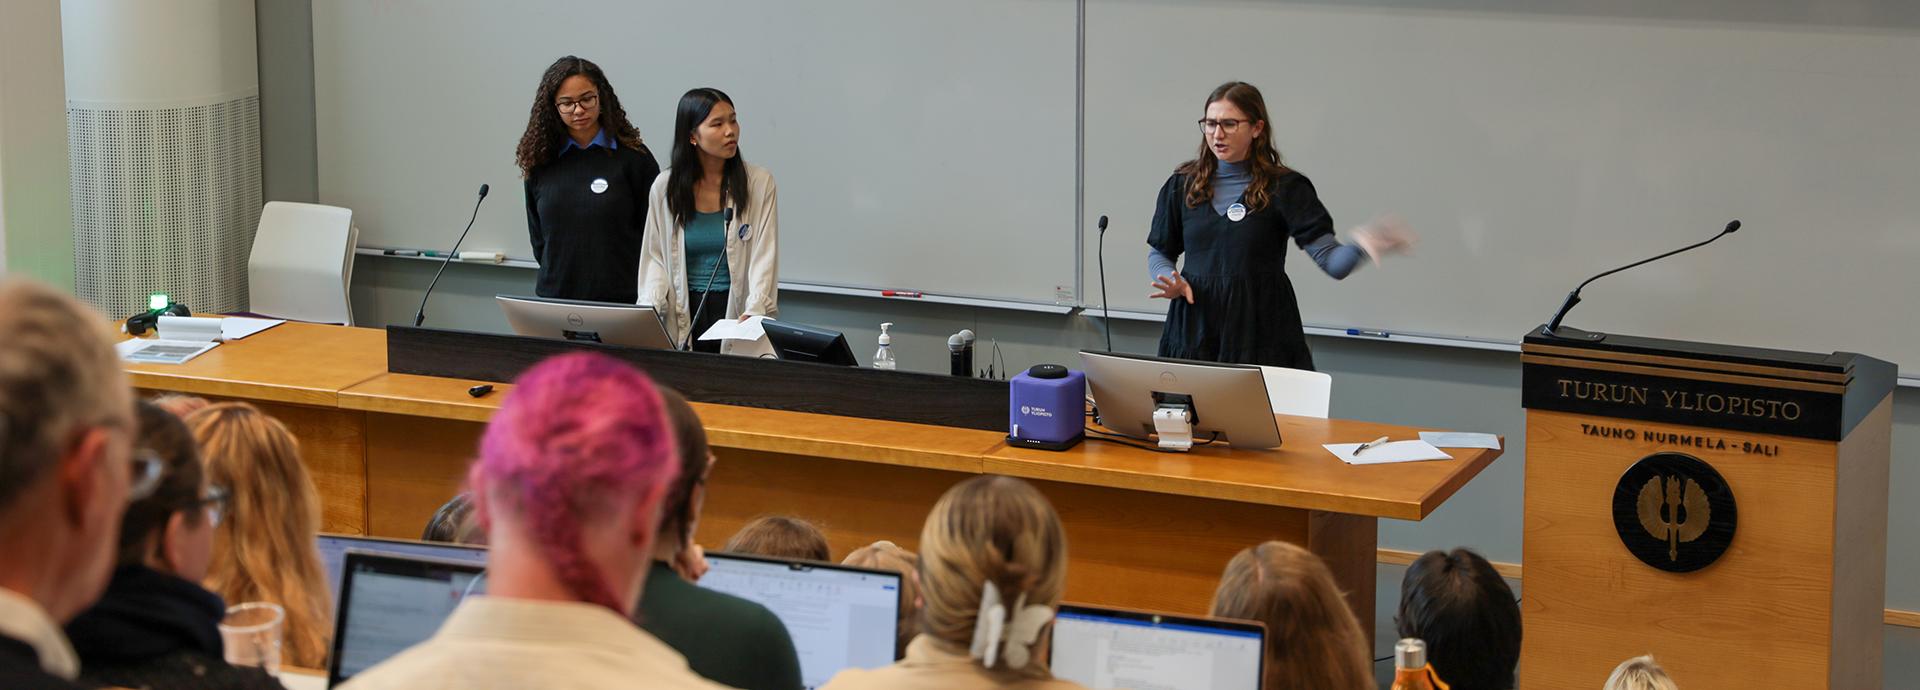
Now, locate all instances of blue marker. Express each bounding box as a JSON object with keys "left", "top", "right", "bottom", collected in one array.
[{"left": 1346, "top": 328, "right": 1390, "bottom": 338}]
